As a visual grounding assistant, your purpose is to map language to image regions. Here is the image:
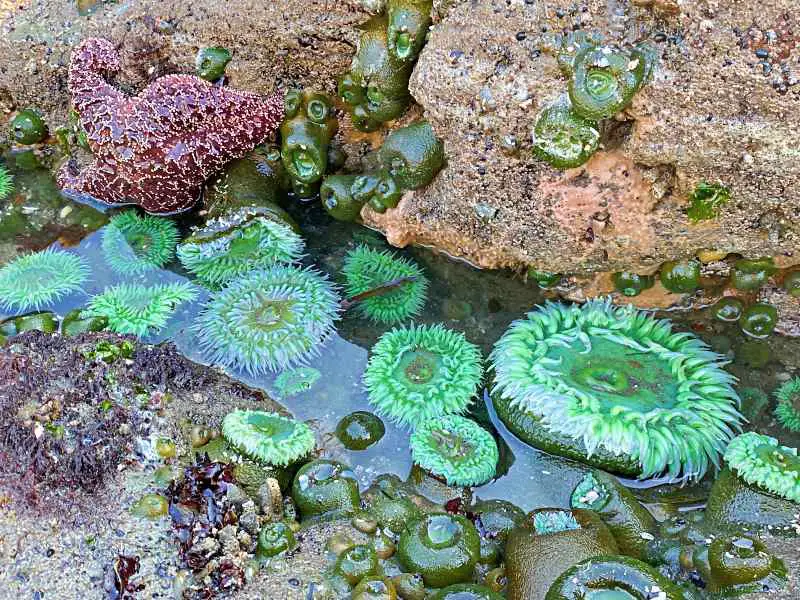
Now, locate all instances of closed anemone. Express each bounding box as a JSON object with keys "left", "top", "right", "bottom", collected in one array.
[
  {"left": 193, "top": 265, "right": 340, "bottom": 374},
  {"left": 0, "top": 165, "right": 14, "bottom": 200},
  {"left": 532, "top": 99, "right": 599, "bottom": 169},
  {"left": 221, "top": 409, "right": 315, "bottom": 466},
  {"left": 342, "top": 245, "right": 428, "bottom": 324},
  {"left": 774, "top": 377, "right": 800, "bottom": 433},
  {"left": 363, "top": 324, "right": 483, "bottom": 428},
  {"left": 101, "top": 210, "right": 179, "bottom": 275},
  {"left": 490, "top": 299, "right": 743, "bottom": 481},
  {"left": 410, "top": 415, "right": 499, "bottom": 487},
  {"left": 724, "top": 432, "right": 800, "bottom": 502},
  {"left": 0, "top": 248, "right": 89, "bottom": 312},
  {"left": 177, "top": 210, "right": 304, "bottom": 288},
  {"left": 84, "top": 281, "right": 197, "bottom": 337}
]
